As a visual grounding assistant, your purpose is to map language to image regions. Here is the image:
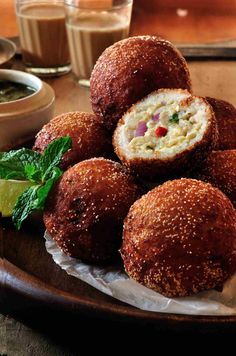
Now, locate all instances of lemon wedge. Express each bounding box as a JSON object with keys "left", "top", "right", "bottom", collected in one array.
[{"left": 0, "top": 179, "right": 34, "bottom": 217}]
